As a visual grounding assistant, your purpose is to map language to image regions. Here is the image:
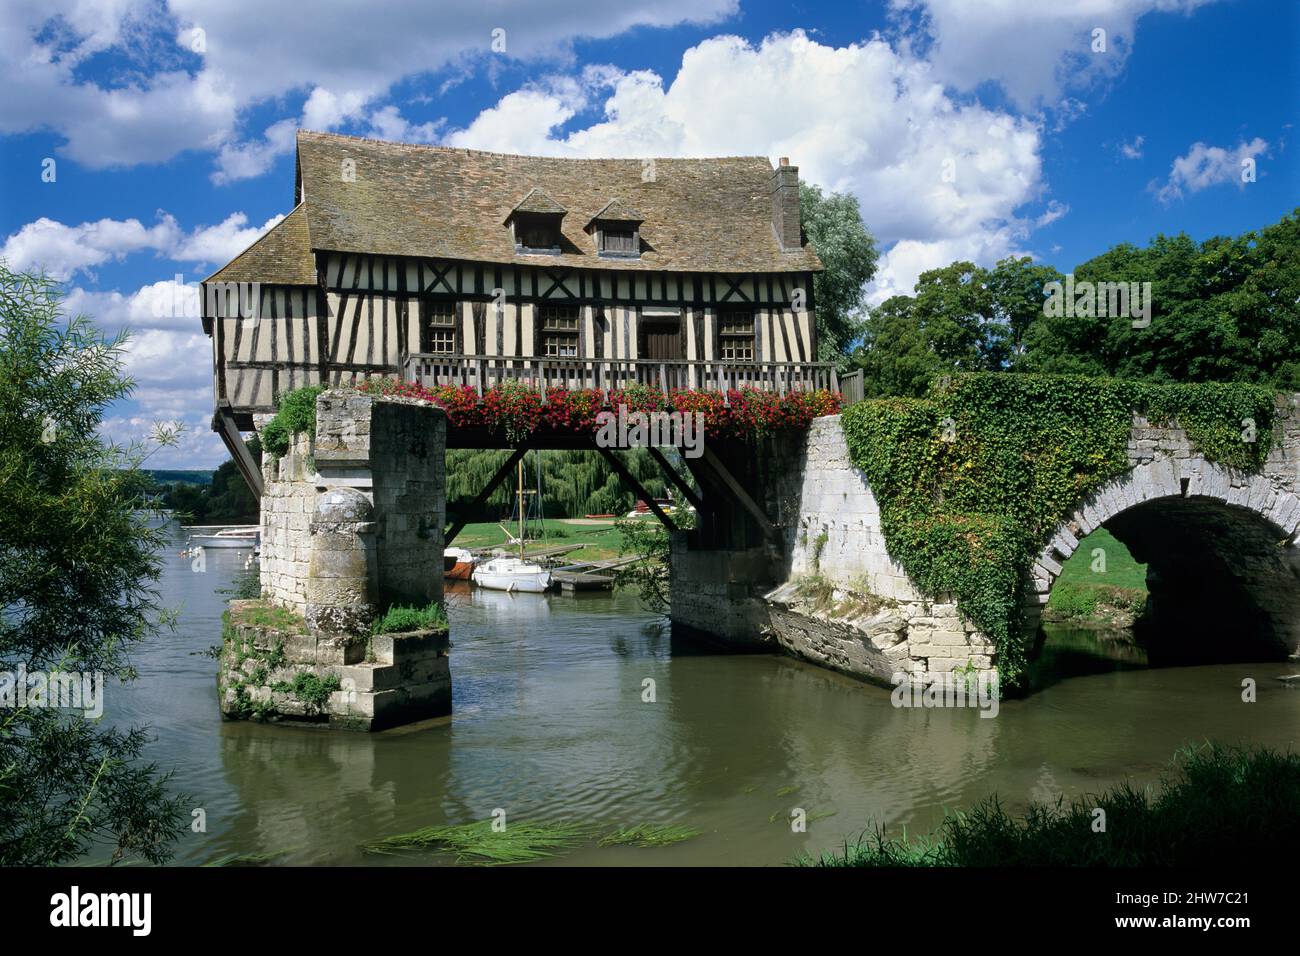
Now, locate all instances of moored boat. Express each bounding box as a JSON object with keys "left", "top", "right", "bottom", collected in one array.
[
  {"left": 444, "top": 546, "right": 476, "bottom": 580},
  {"left": 186, "top": 527, "right": 260, "bottom": 549},
  {"left": 473, "top": 556, "right": 552, "bottom": 593},
  {"left": 470, "top": 457, "right": 553, "bottom": 593}
]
